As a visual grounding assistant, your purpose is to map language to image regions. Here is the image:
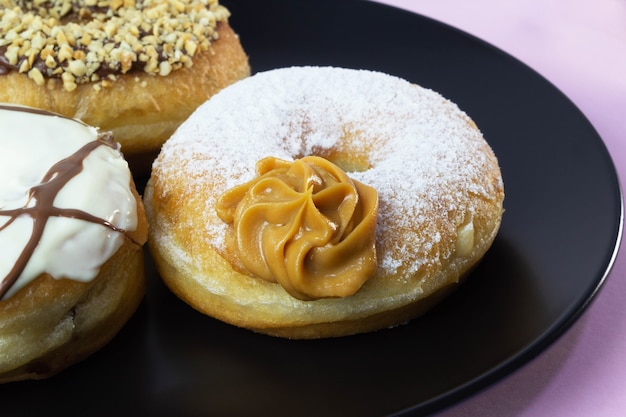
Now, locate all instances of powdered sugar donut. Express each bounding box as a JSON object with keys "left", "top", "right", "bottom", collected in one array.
[{"left": 144, "top": 66, "right": 504, "bottom": 339}]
